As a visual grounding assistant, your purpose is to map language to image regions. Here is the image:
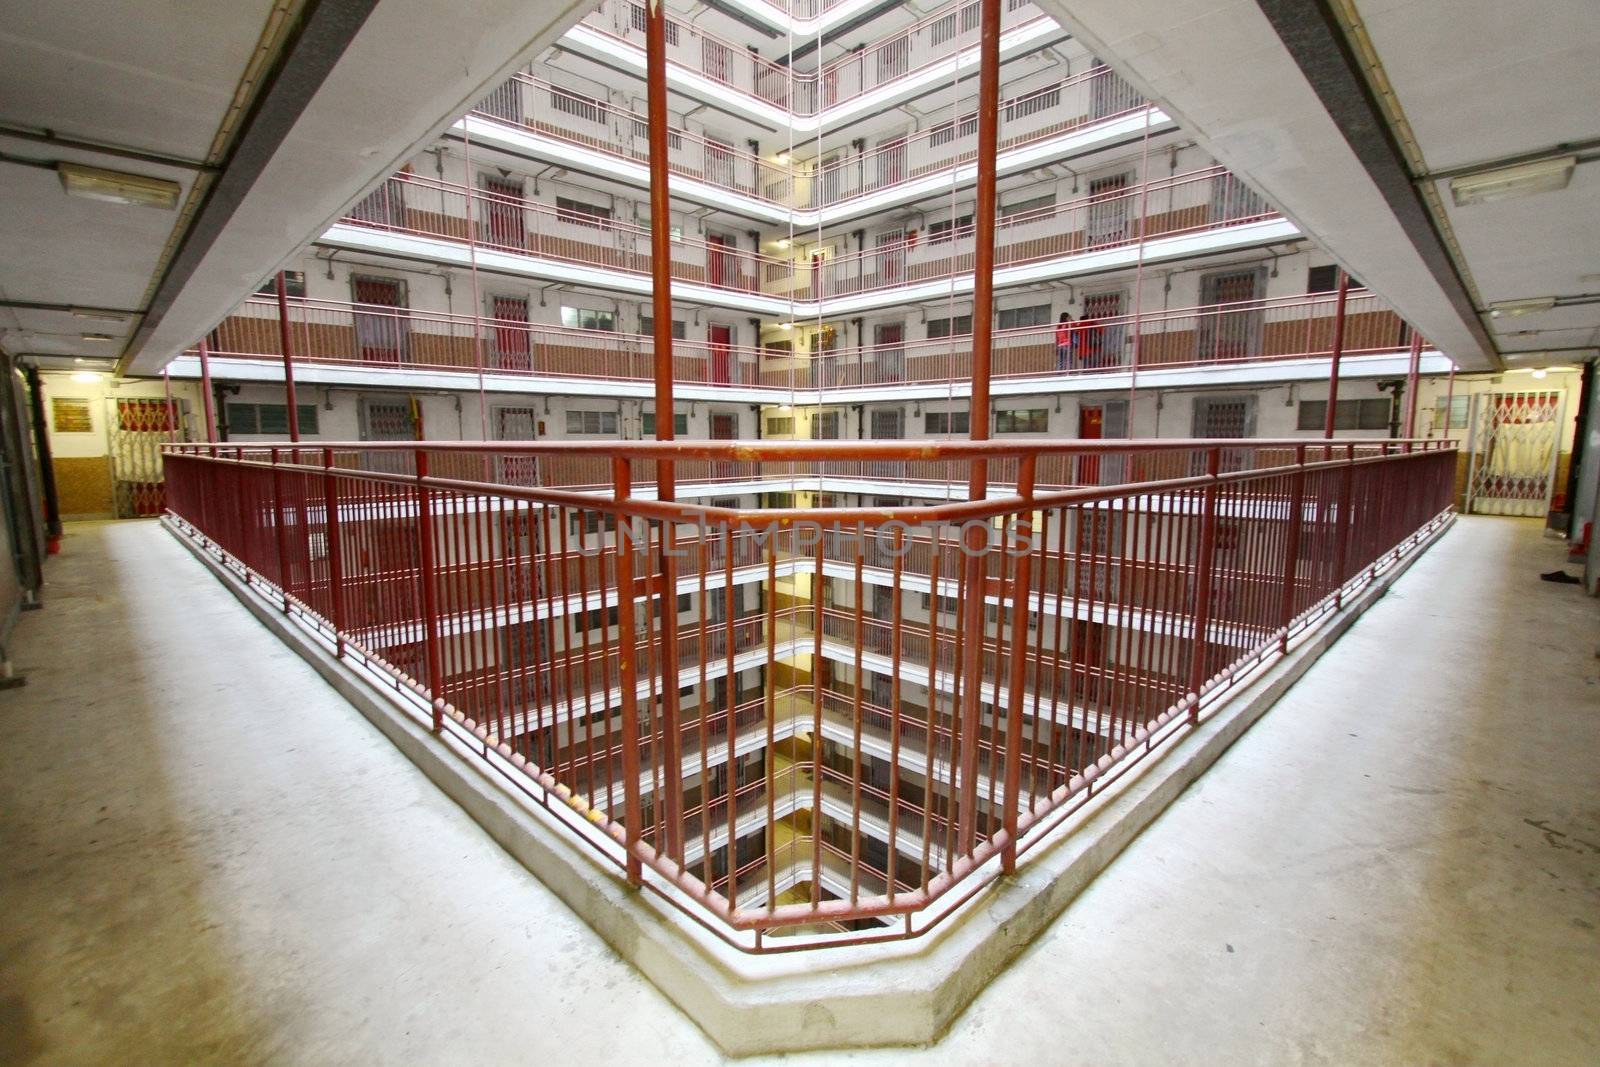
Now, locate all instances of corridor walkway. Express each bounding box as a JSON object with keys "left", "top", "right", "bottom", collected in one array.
[{"left": 0, "top": 517, "right": 1595, "bottom": 1065}]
